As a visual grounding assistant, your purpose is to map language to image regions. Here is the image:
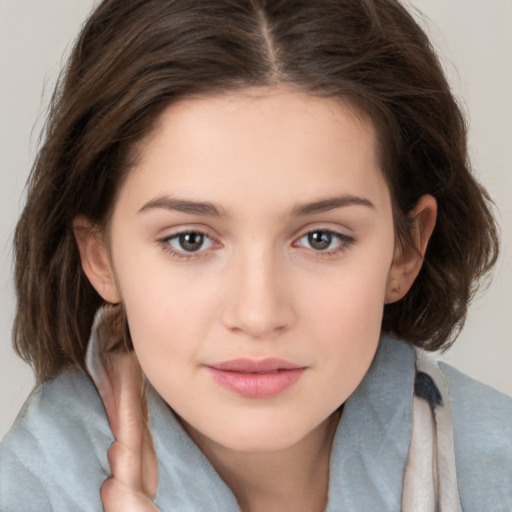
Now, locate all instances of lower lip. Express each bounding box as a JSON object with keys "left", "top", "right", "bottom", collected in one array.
[{"left": 206, "top": 367, "right": 306, "bottom": 398}]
